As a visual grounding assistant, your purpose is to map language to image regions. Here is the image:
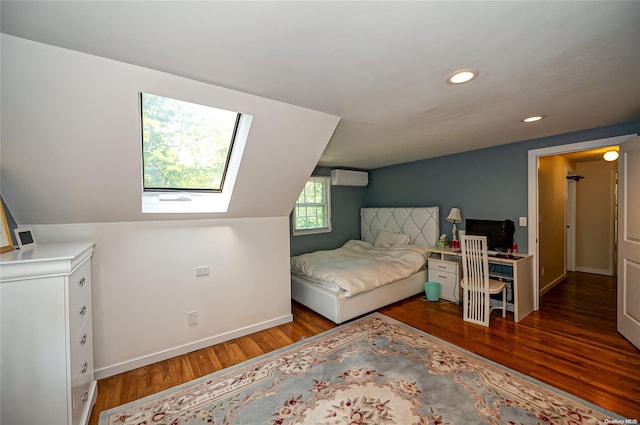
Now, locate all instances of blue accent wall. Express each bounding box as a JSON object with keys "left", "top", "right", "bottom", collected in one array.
[
  {"left": 364, "top": 121, "right": 640, "bottom": 252},
  {"left": 290, "top": 121, "right": 640, "bottom": 256}
]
